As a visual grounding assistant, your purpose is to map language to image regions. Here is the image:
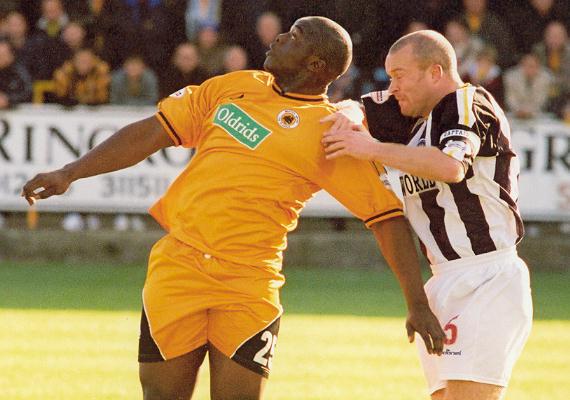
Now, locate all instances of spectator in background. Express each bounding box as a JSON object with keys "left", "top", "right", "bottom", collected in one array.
[
  {"left": 326, "top": 1, "right": 394, "bottom": 70},
  {"left": 0, "top": 1, "right": 18, "bottom": 17},
  {"left": 3, "top": 11, "right": 32, "bottom": 60},
  {"left": 110, "top": 55, "right": 158, "bottom": 106},
  {"left": 404, "top": 20, "right": 429, "bottom": 34},
  {"left": 53, "top": 47, "right": 110, "bottom": 106},
  {"left": 215, "top": 45, "right": 248, "bottom": 75},
  {"left": 462, "top": 46, "right": 504, "bottom": 105},
  {"left": 533, "top": 20, "right": 570, "bottom": 116},
  {"left": 195, "top": 22, "right": 226, "bottom": 77},
  {"left": 416, "top": 0, "right": 459, "bottom": 32},
  {"left": 185, "top": 0, "right": 221, "bottom": 42},
  {"left": 504, "top": 53, "right": 553, "bottom": 119},
  {"left": 61, "top": 21, "right": 87, "bottom": 55},
  {"left": 19, "top": 0, "right": 69, "bottom": 81},
  {"left": 159, "top": 42, "right": 208, "bottom": 98},
  {"left": 458, "top": 0, "right": 517, "bottom": 68},
  {"left": 506, "top": 0, "right": 570, "bottom": 55},
  {"left": 0, "top": 40, "right": 32, "bottom": 109},
  {"left": 217, "top": 0, "right": 258, "bottom": 47},
  {"left": 76, "top": 0, "right": 132, "bottom": 70},
  {"left": 245, "top": 12, "right": 281, "bottom": 70},
  {"left": 37, "top": 0, "right": 69, "bottom": 38},
  {"left": 327, "top": 64, "right": 359, "bottom": 102},
  {"left": 121, "top": 0, "right": 171, "bottom": 72},
  {"left": 0, "top": 15, "right": 5, "bottom": 36},
  {"left": 444, "top": 17, "right": 483, "bottom": 77}
]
